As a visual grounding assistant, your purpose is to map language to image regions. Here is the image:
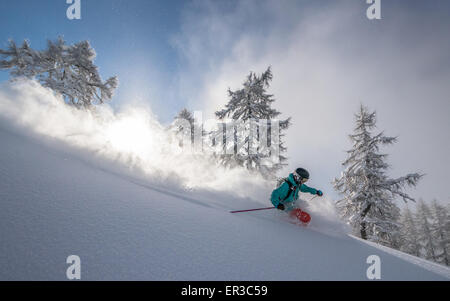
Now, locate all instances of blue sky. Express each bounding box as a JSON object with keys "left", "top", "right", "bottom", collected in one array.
[
  {"left": 1, "top": 0, "right": 449, "bottom": 203},
  {"left": 0, "top": 0, "right": 189, "bottom": 118},
  {"left": 0, "top": 0, "right": 265, "bottom": 120}
]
